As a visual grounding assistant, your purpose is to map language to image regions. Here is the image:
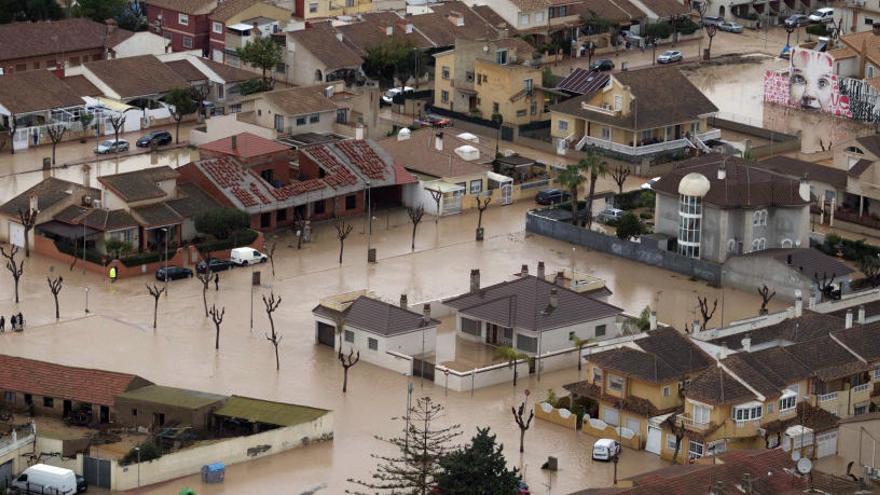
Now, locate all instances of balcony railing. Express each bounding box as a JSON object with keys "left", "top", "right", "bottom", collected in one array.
[
  {"left": 676, "top": 413, "right": 710, "bottom": 431},
  {"left": 579, "top": 129, "right": 721, "bottom": 156},
  {"left": 852, "top": 383, "right": 871, "bottom": 394},
  {"left": 818, "top": 392, "right": 838, "bottom": 402}
]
